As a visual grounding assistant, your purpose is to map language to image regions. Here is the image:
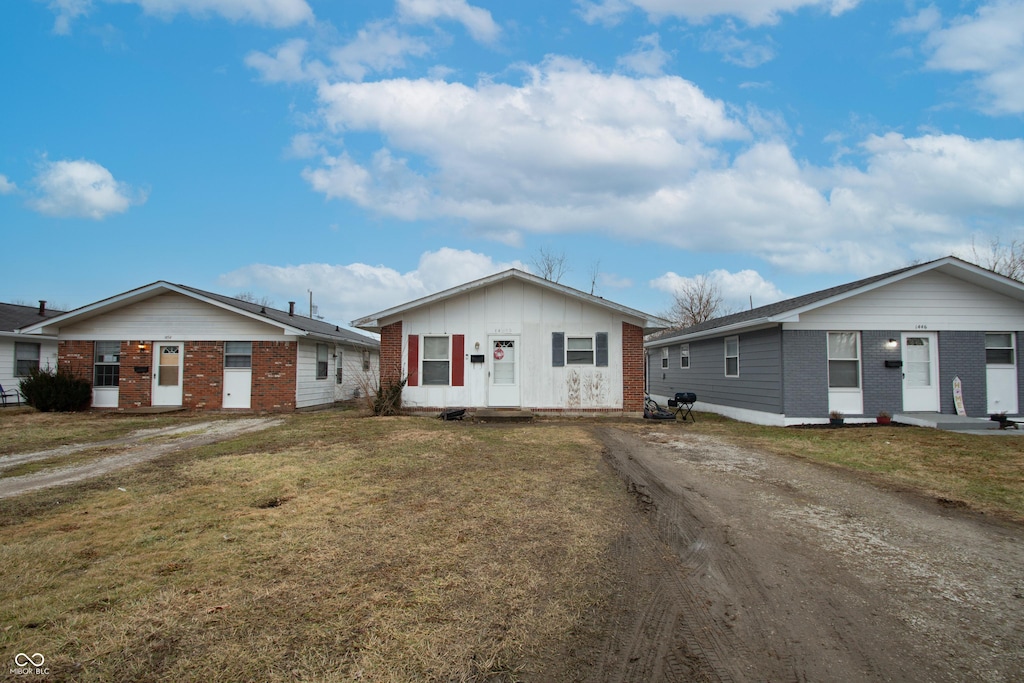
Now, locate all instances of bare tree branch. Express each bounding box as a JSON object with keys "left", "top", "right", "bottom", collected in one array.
[
  {"left": 530, "top": 248, "right": 569, "bottom": 283},
  {"left": 662, "top": 274, "right": 729, "bottom": 328},
  {"left": 235, "top": 291, "right": 276, "bottom": 308},
  {"left": 965, "top": 236, "right": 1024, "bottom": 282}
]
